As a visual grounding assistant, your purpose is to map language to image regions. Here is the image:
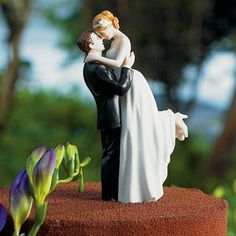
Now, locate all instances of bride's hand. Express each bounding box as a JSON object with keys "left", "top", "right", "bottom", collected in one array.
[
  {"left": 84, "top": 53, "right": 99, "bottom": 63},
  {"left": 124, "top": 51, "right": 135, "bottom": 68}
]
